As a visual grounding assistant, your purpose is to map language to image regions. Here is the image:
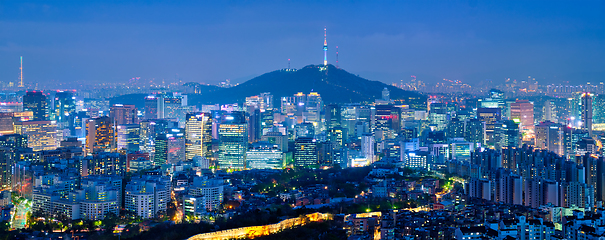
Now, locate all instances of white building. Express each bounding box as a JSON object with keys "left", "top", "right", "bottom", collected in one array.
[
  {"left": 188, "top": 176, "right": 224, "bottom": 211},
  {"left": 32, "top": 175, "right": 121, "bottom": 220},
  {"left": 125, "top": 176, "right": 171, "bottom": 219}
]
